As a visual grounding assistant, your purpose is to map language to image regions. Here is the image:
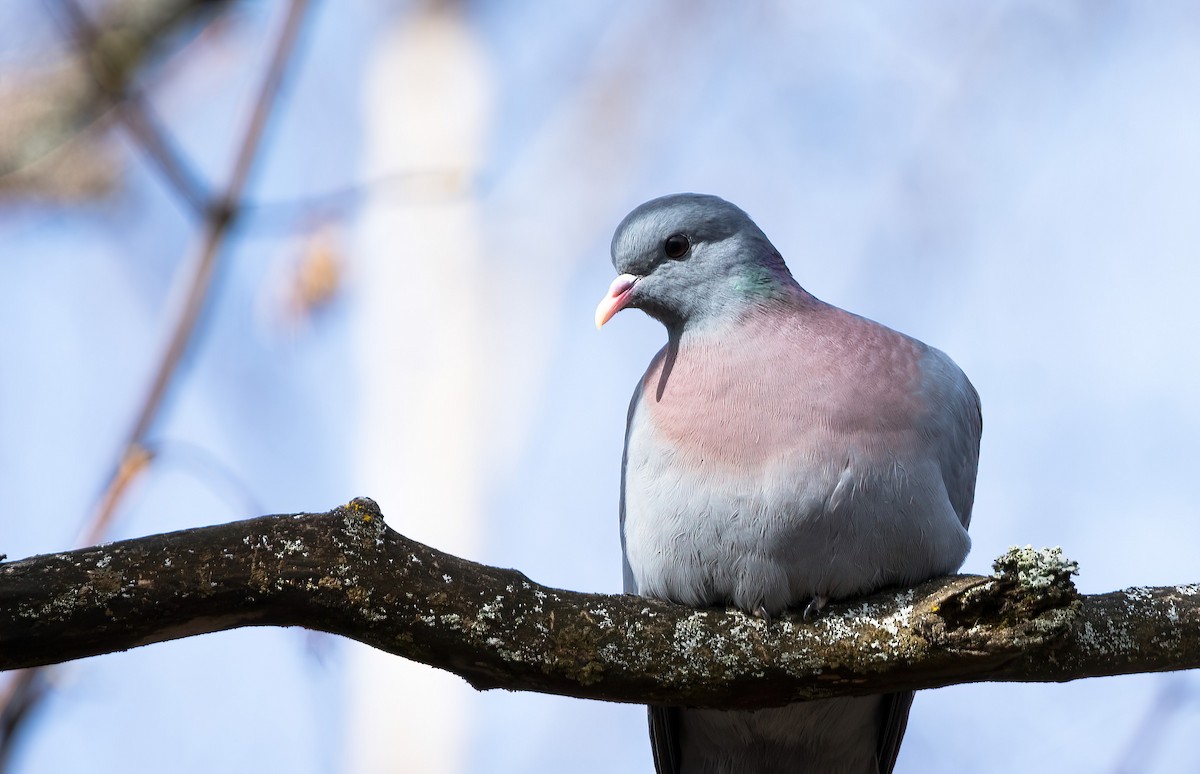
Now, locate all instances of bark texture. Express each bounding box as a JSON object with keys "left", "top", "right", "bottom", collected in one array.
[{"left": 2, "top": 498, "right": 1197, "bottom": 708}]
